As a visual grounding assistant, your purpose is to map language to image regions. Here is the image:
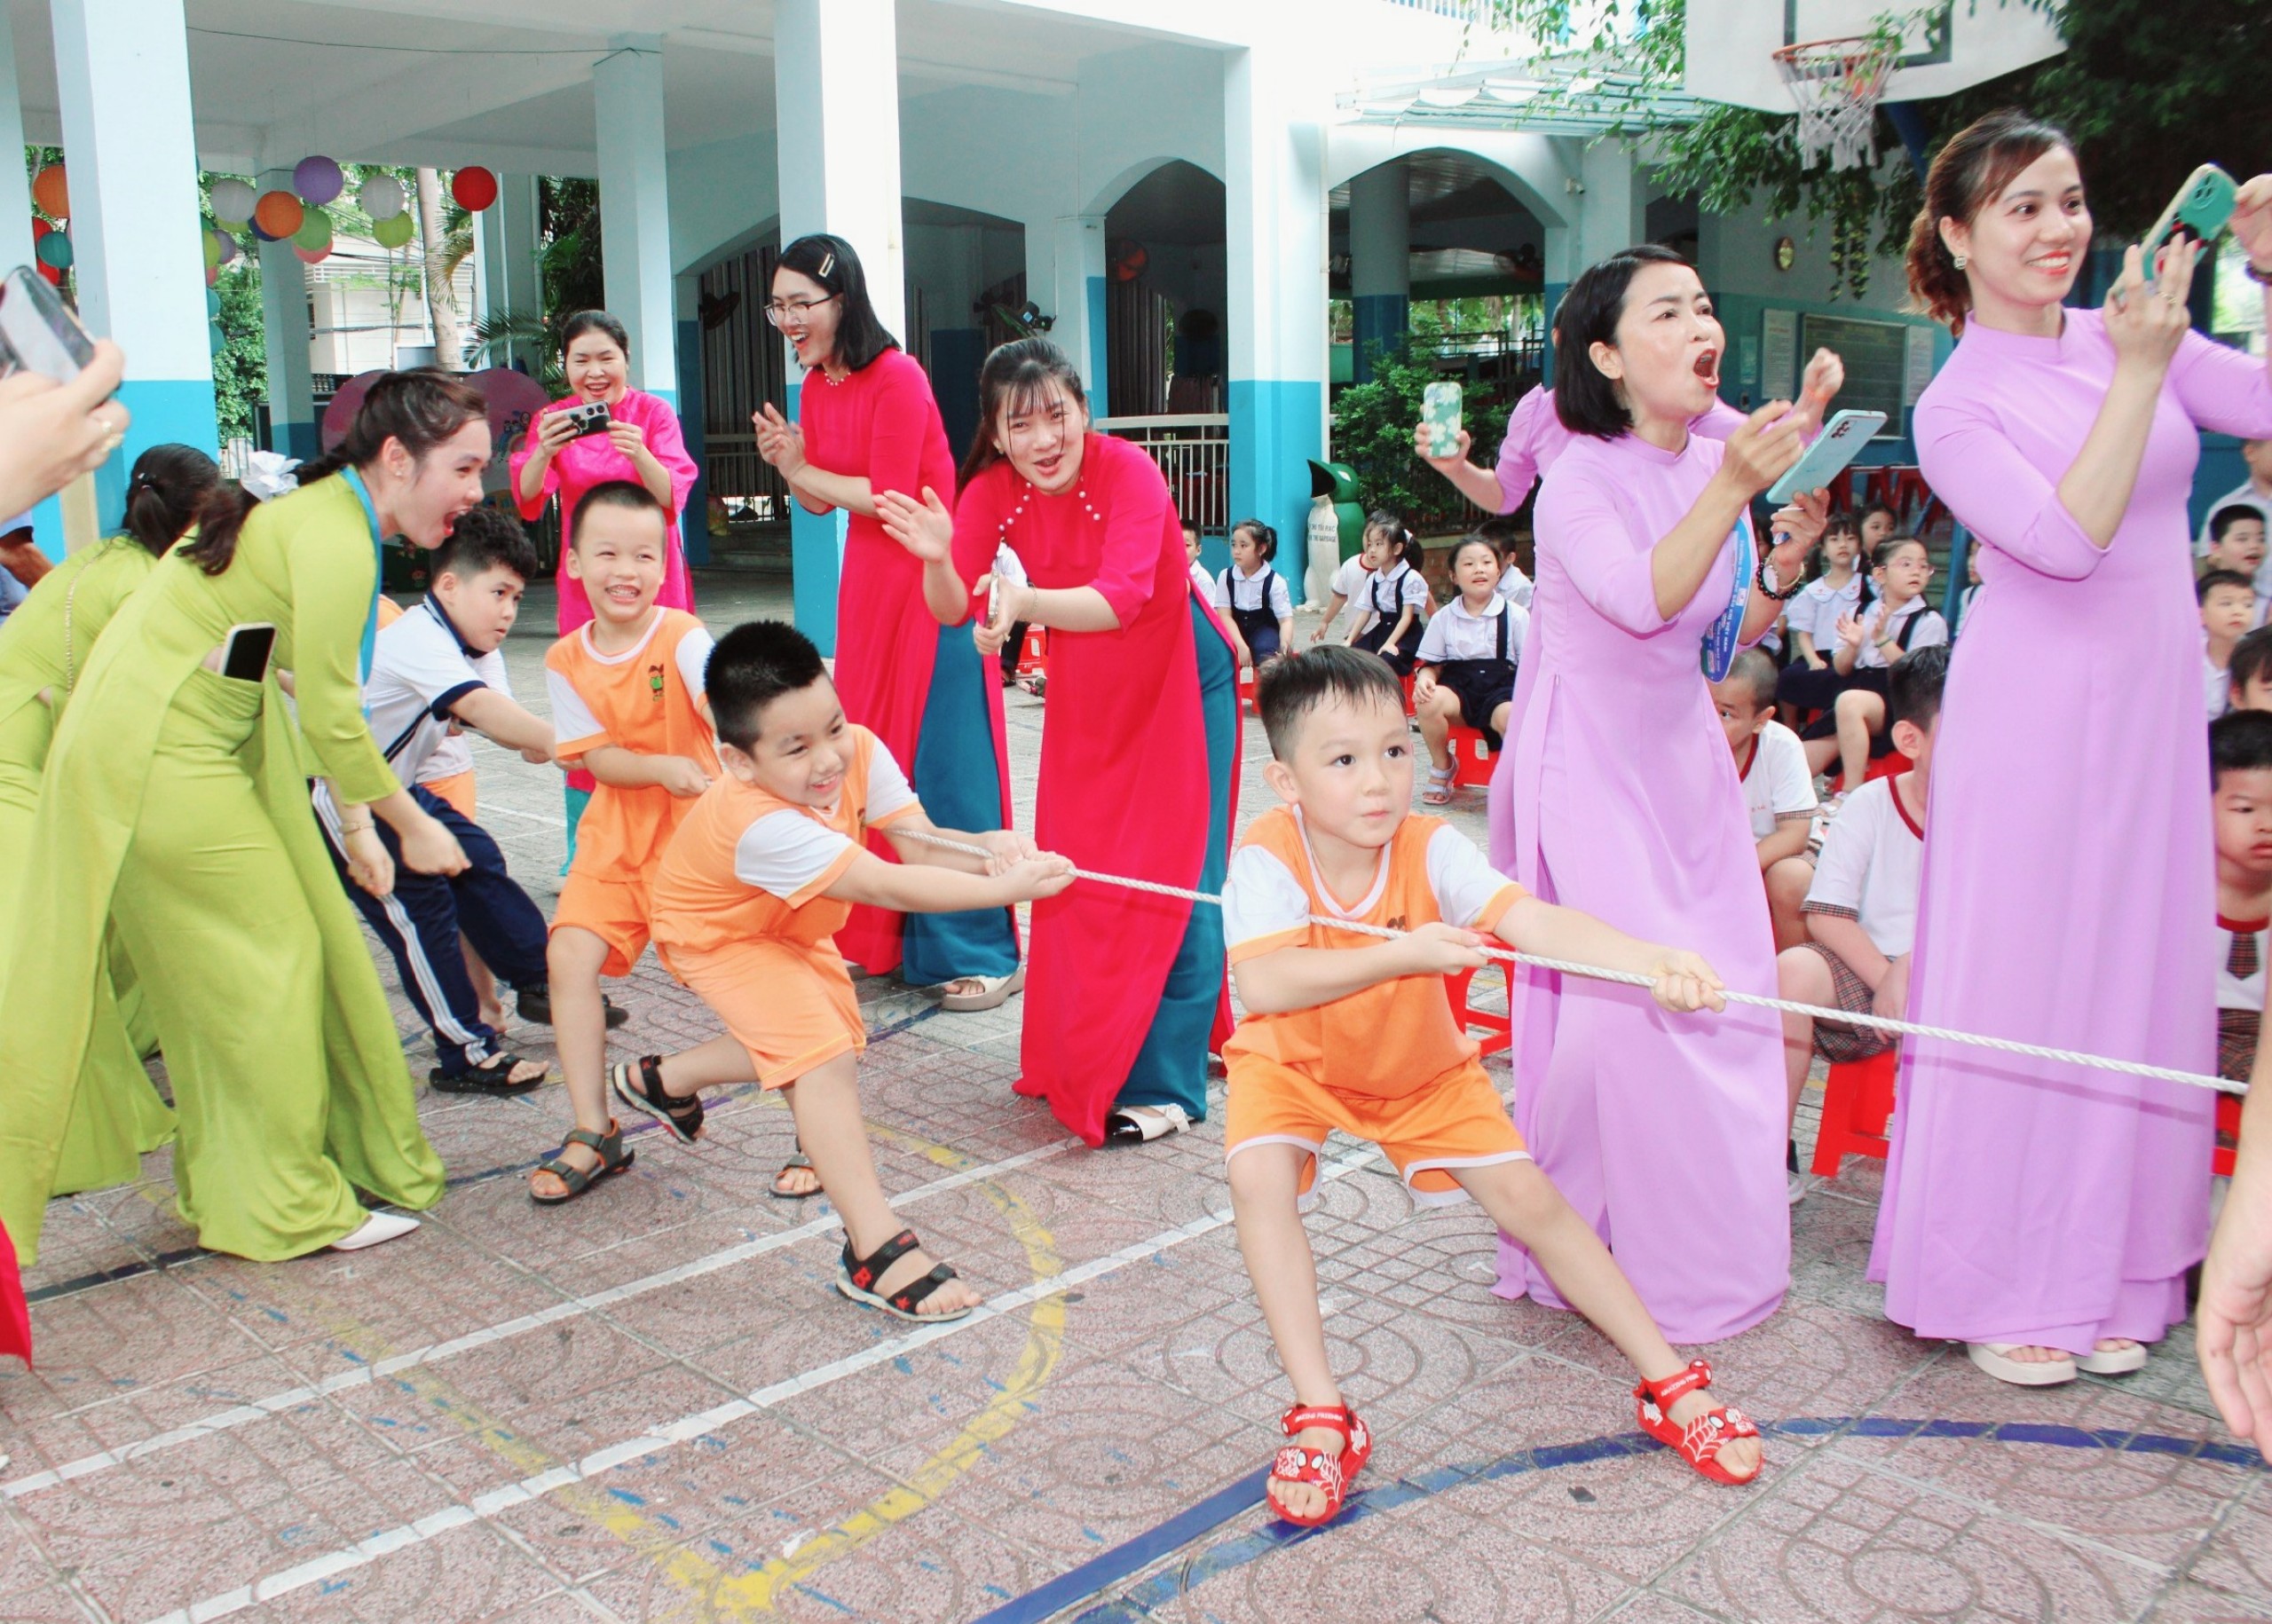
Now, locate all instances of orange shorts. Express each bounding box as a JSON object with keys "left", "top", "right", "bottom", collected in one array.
[
  {"left": 420, "top": 770, "right": 477, "bottom": 821},
  {"left": 1225, "top": 1053, "right": 1528, "bottom": 1209},
  {"left": 551, "top": 870, "right": 654, "bottom": 978},
  {"left": 660, "top": 937, "right": 864, "bottom": 1087}
]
